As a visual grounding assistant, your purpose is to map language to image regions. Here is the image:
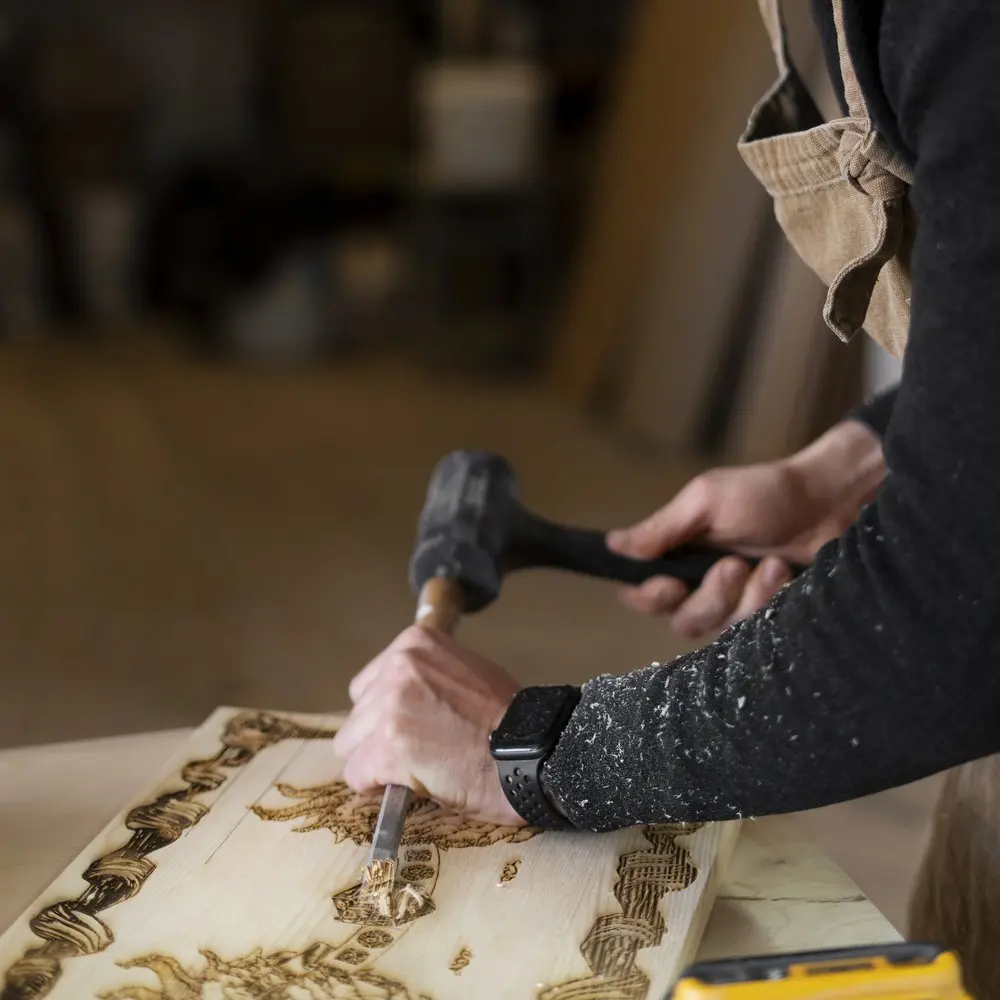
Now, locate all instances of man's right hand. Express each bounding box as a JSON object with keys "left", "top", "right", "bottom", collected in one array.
[{"left": 607, "top": 419, "right": 887, "bottom": 638}]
